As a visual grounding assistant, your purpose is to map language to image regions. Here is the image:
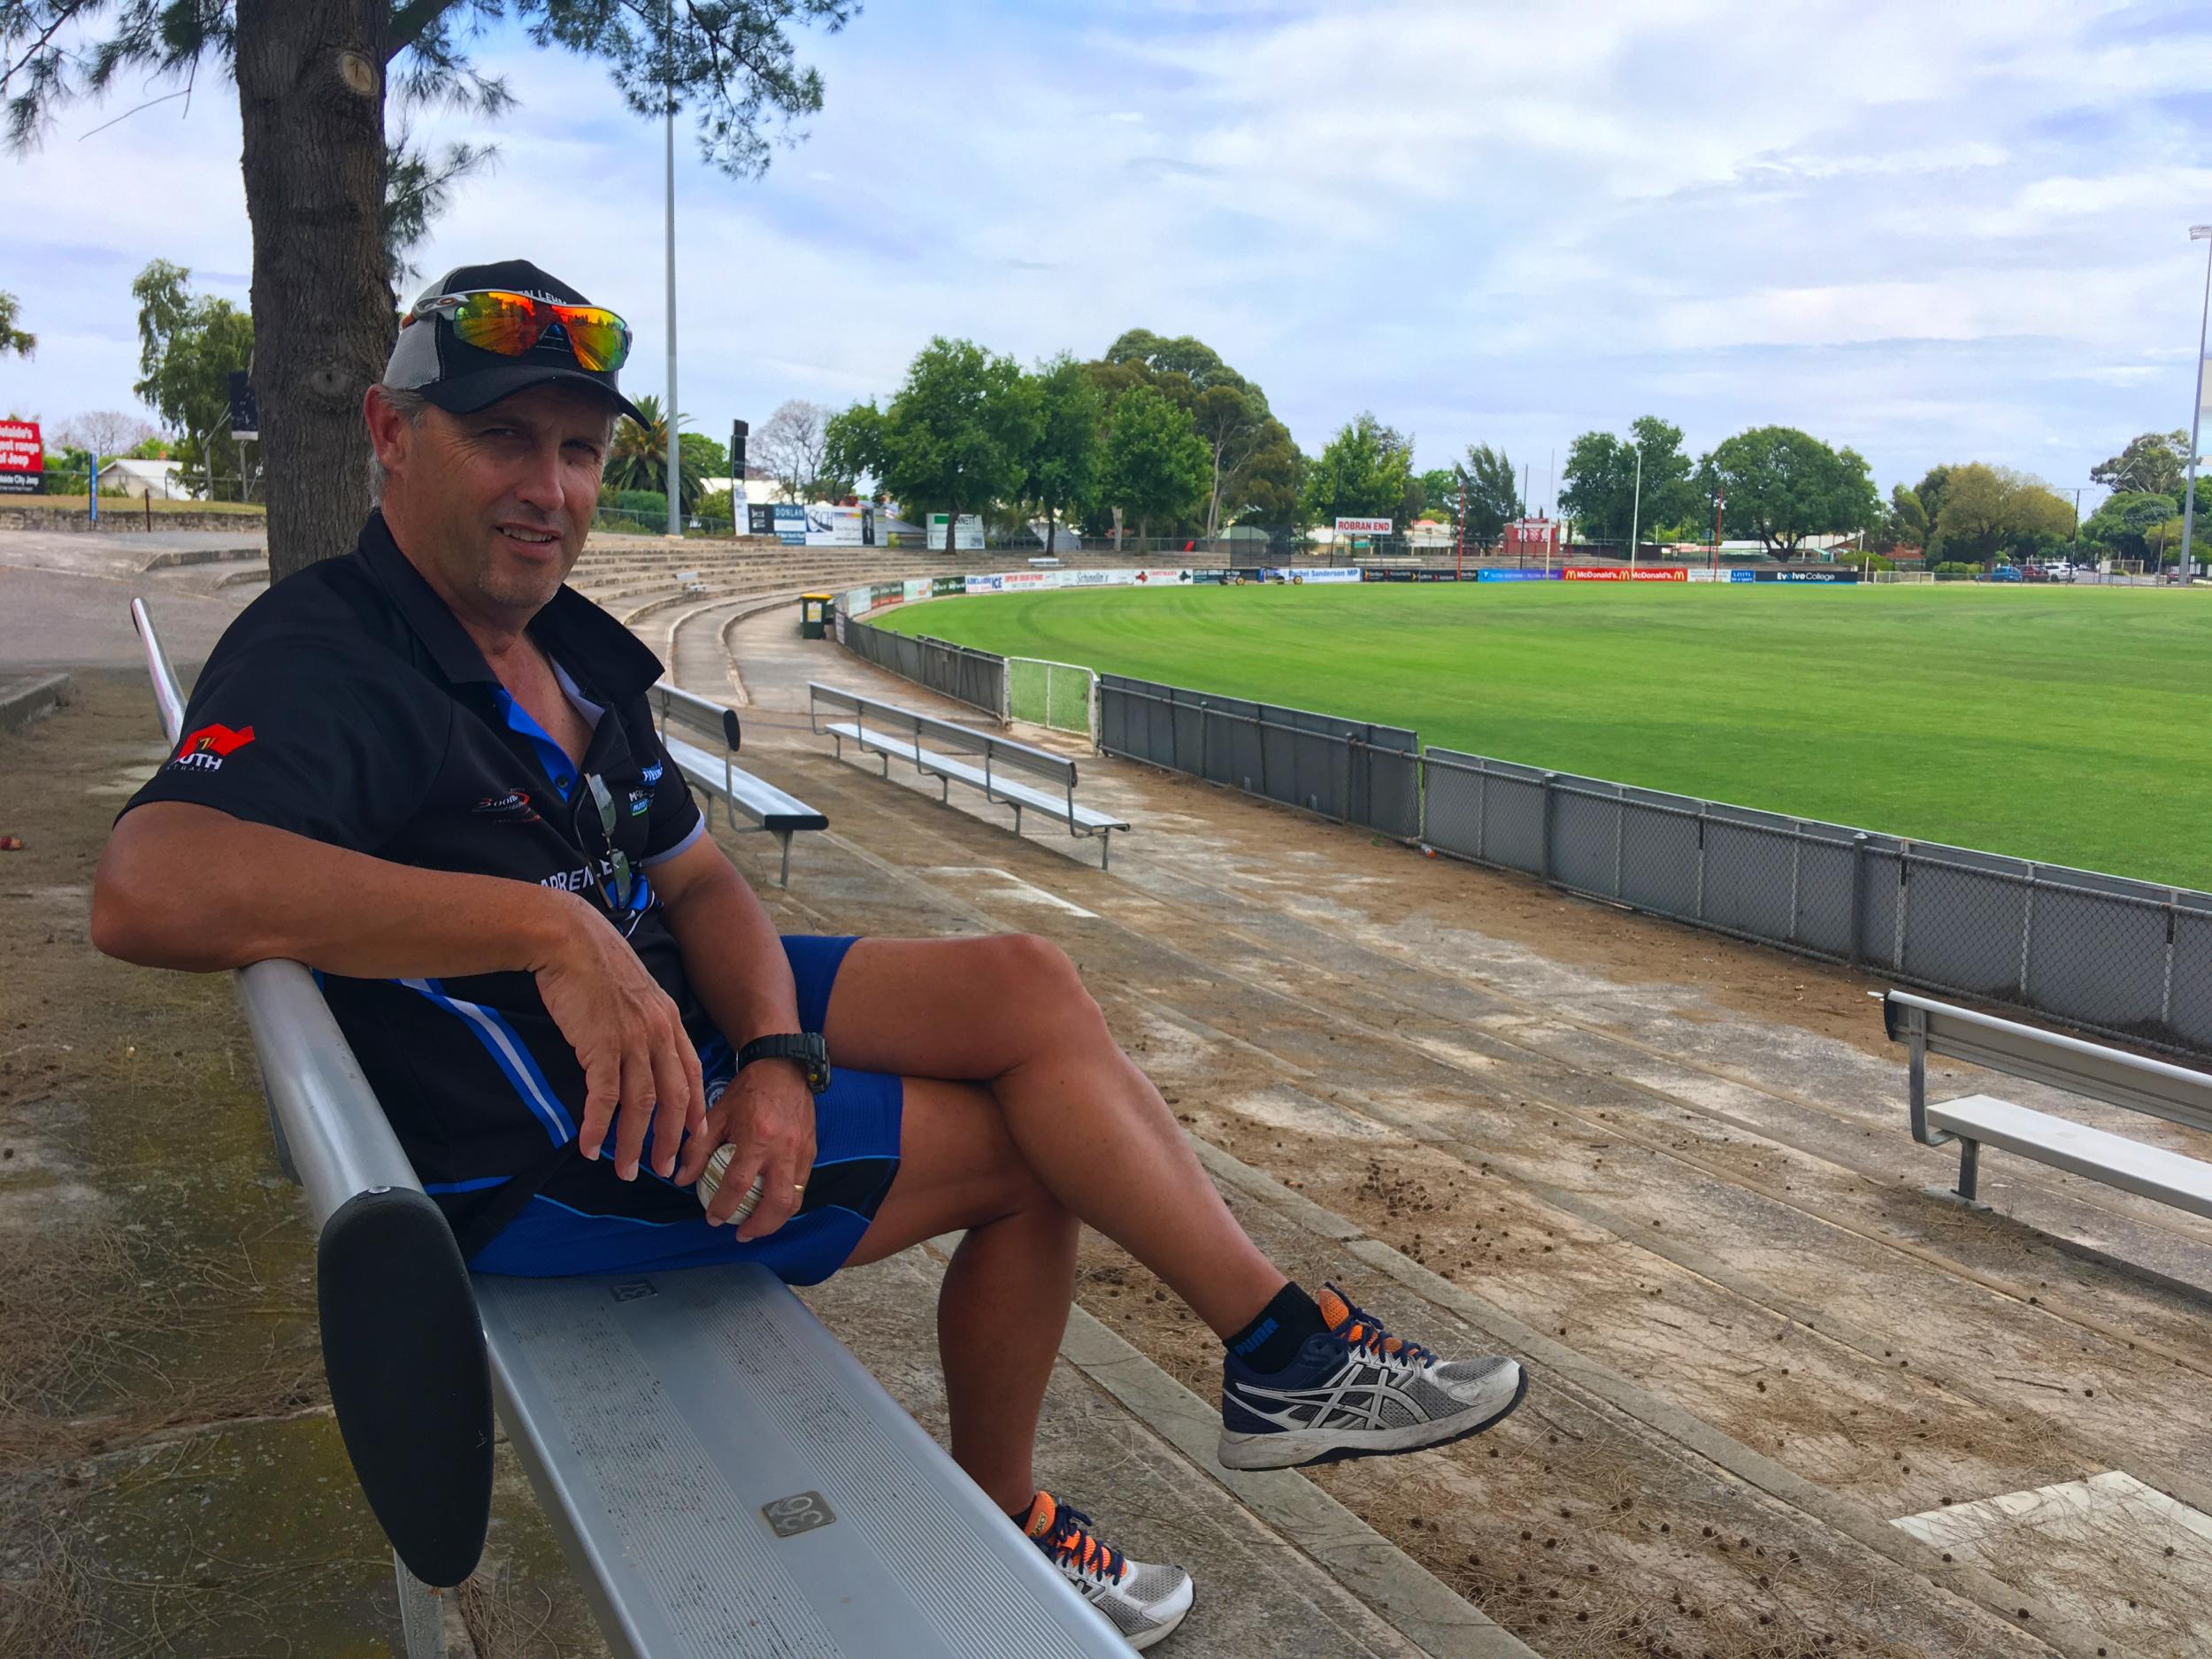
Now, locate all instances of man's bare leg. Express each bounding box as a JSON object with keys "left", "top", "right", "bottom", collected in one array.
[
  {"left": 825, "top": 934, "right": 1286, "bottom": 1338},
  {"left": 841, "top": 1075, "right": 1080, "bottom": 1513}
]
